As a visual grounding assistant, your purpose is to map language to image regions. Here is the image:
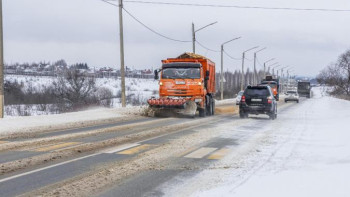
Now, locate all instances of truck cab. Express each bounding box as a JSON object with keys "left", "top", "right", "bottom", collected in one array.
[{"left": 158, "top": 62, "right": 205, "bottom": 99}]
